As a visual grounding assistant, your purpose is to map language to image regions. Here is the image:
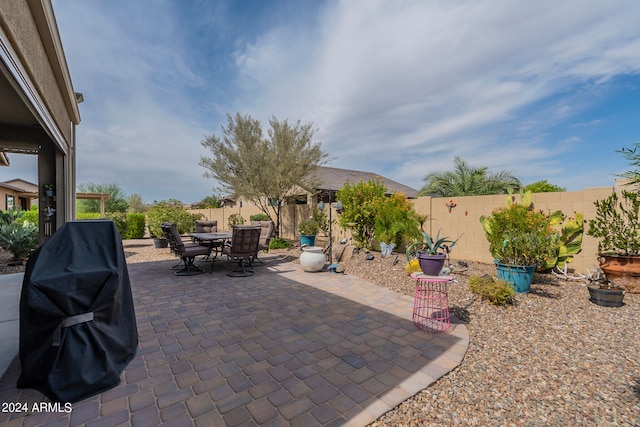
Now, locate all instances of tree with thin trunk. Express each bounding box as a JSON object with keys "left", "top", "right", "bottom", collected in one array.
[
  {"left": 199, "top": 113, "right": 331, "bottom": 235},
  {"left": 418, "top": 156, "right": 521, "bottom": 197}
]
